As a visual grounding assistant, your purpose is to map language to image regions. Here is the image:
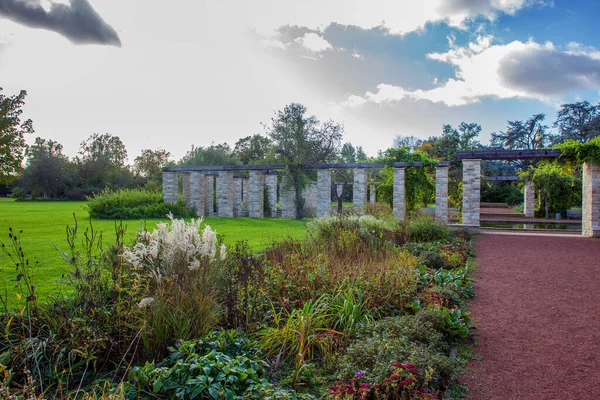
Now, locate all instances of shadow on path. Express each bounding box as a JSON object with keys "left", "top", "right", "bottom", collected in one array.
[{"left": 461, "top": 234, "right": 600, "bottom": 400}]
